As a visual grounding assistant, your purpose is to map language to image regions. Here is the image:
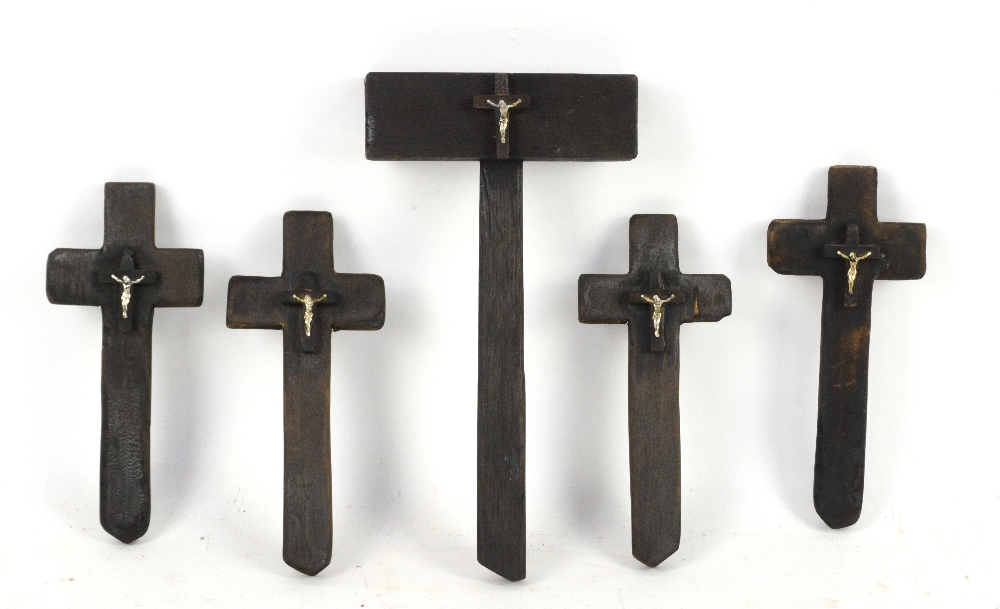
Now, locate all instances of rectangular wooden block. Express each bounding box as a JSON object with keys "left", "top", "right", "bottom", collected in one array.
[{"left": 365, "top": 72, "right": 638, "bottom": 161}]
